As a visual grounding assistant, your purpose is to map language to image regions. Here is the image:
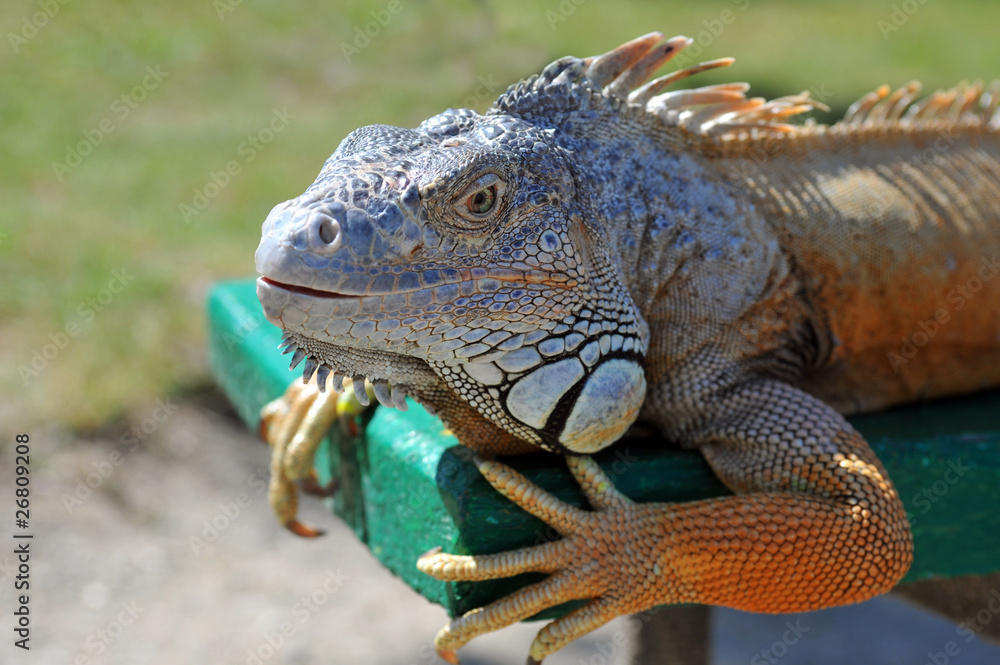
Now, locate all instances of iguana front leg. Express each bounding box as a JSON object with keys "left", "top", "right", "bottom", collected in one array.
[
  {"left": 259, "top": 375, "right": 373, "bottom": 536},
  {"left": 418, "top": 379, "right": 913, "bottom": 663}
]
